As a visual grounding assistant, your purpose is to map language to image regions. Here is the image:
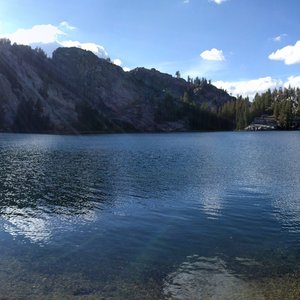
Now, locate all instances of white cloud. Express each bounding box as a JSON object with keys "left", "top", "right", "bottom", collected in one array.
[
  {"left": 60, "top": 40, "right": 108, "bottom": 58},
  {"left": 269, "top": 41, "right": 300, "bottom": 65},
  {"left": 183, "top": 61, "right": 224, "bottom": 79},
  {"left": 123, "top": 67, "right": 131, "bottom": 72},
  {"left": 111, "top": 59, "right": 131, "bottom": 72},
  {"left": 214, "top": 76, "right": 300, "bottom": 99},
  {"left": 200, "top": 48, "right": 225, "bottom": 61},
  {"left": 210, "top": 0, "right": 228, "bottom": 4},
  {"left": 213, "top": 77, "right": 283, "bottom": 99},
  {"left": 0, "top": 23, "right": 109, "bottom": 58},
  {"left": 112, "top": 58, "right": 122, "bottom": 66},
  {"left": 0, "top": 24, "right": 65, "bottom": 45},
  {"left": 273, "top": 36, "right": 281, "bottom": 42},
  {"left": 284, "top": 75, "right": 300, "bottom": 88},
  {"left": 183, "top": 0, "right": 190, "bottom": 4},
  {"left": 272, "top": 33, "right": 287, "bottom": 42},
  {"left": 30, "top": 41, "right": 62, "bottom": 56},
  {"left": 59, "top": 21, "right": 76, "bottom": 31}
]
